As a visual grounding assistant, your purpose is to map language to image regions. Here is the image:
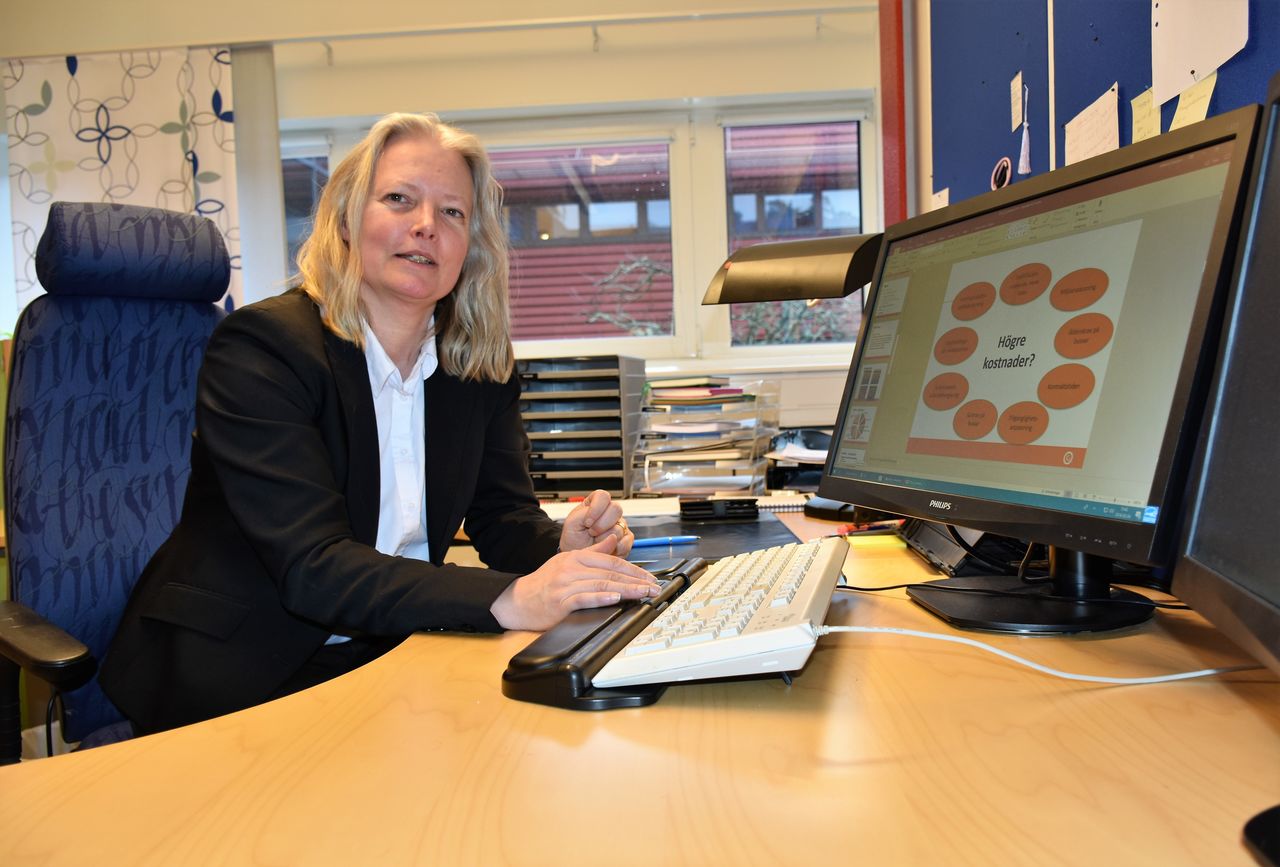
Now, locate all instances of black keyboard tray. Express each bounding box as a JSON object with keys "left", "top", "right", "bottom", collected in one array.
[{"left": 501, "top": 557, "right": 707, "bottom": 710}]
